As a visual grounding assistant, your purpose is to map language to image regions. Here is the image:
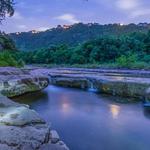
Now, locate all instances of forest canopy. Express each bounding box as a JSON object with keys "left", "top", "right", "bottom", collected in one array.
[
  {"left": 10, "top": 23, "right": 150, "bottom": 51},
  {"left": 13, "top": 30, "right": 150, "bottom": 69}
]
